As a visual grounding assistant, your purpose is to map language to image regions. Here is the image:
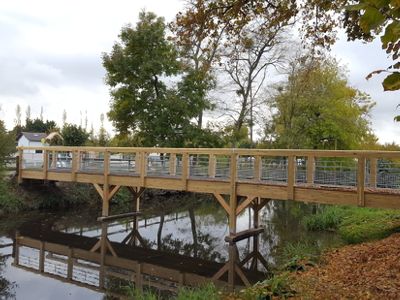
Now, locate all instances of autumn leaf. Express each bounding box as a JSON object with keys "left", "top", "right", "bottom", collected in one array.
[{"left": 382, "top": 72, "right": 400, "bottom": 90}]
